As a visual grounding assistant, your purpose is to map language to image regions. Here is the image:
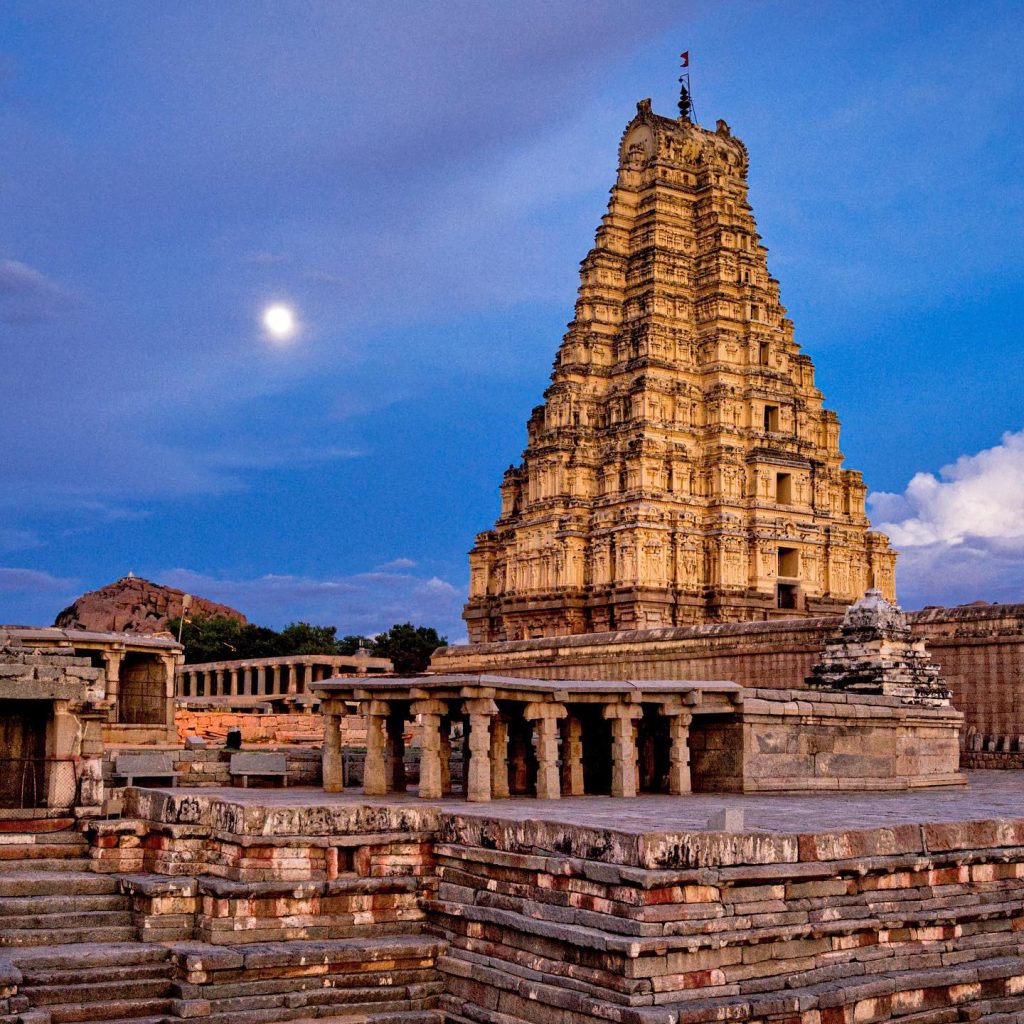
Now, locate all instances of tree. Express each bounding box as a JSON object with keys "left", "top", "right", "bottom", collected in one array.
[
  {"left": 169, "top": 615, "right": 248, "bottom": 664},
  {"left": 336, "top": 634, "right": 375, "bottom": 655},
  {"left": 277, "top": 621, "right": 344, "bottom": 655},
  {"left": 370, "top": 623, "right": 447, "bottom": 674}
]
